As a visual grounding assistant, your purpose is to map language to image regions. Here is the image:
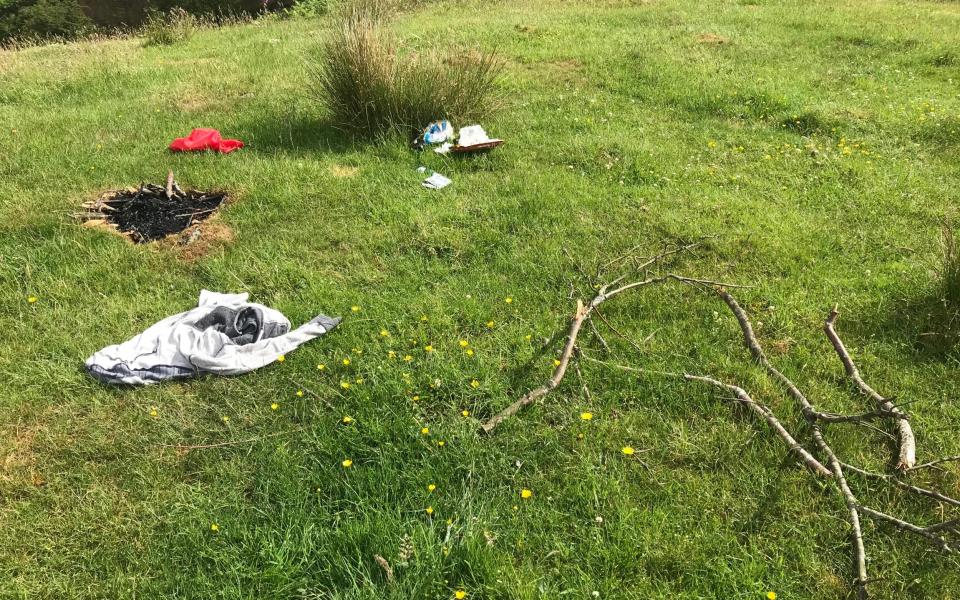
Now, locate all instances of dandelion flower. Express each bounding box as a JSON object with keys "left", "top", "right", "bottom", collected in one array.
[
  {"left": 459, "top": 340, "right": 469, "bottom": 347},
  {"left": 404, "top": 354, "right": 413, "bottom": 362},
  {"left": 553, "top": 359, "right": 562, "bottom": 367},
  {"left": 446, "top": 518, "right": 453, "bottom": 525},
  {"left": 271, "top": 402, "right": 279, "bottom": 411},
  {"left": 277, "top": 355, "right": 285, "bottom": 363},
  {"left": 340, "top": 381, "right": 351, "bottom": 390},
  {"left": 512, "top": 505, "right": 519, "bottom": 511},
  {"left": 421, "top": 427, "right": 430, "bottom": 435},
  {"left": 222, "top": 416, "right": 230, "bottom": 423},
  {"left": 504, "top": 297, "right": 513, "bottom": 304},
  {"left": 766, "top": 593, "right": 777, "bottom": 600},
  {"left": 622, "top": 446, "right": 635, "bottom": 455},
  {"left": 296, "top": 390, "right": 304, "bottom": 397},
  {"left": 466, "top": 349, "right": 474, "bottom": 356},
  {"left": 317, "top": 363, "right": 326, "bottom": 371},
  {"left": 352, "top": 348, "right": 363, "bottom": 355},
  {"left": 524, "top": 334, "right": 532, "bottom": 341},
  {"left": 520, "top": 489, "right": 533, "bottom": 499},
  {"left": 425, "top": 345, "right": 434, "bottom": 353},
  {"left": 461, "top": 410, "right": 470, "bottom": 417},
  {"left": 437, "top": 440, "right": 446, "bottom": 447},
  {"left": 380, "top": 329, "right": 390, "bottom": 337},
  {"left": 342, "top": 358, "right": 351, "bottom": 366},
  {"left": 355, "top": 377, "right": 363, "bottom": 384},
  {"left": 412, "top": 395, "right": 420, "bottom": 401},
  {"left": 27, "top": 296, "right": 37, "bottom": 304},
  {"left": 342, "top": 415, "right": 353, "bottom": 424},
  {"left": 351, "top": 305, "right": 360, "bottom": 312},
  {"left": 580, "top": 412, "right": 593, "bottom": 421},
  {"left": 342, "top": 459, "right": 353, "bottom": 468},
  {"left": 470, "top": 379, "right": 480, "bottom": 388},
  {"left": 210, "top": 523, "right": 219, "bottom": 532},
  {"left": 428, "top": 484, "right": 436, "bottom": 492},
  {"left": 149, "top": 407, "right": 158, "bottom": 418},
  {"left": 455, "top": 592, "right": 467, "bottom": 599},
  {"left": 486, "top": 320, "right": 495, "bottom": 329},
  {"left": 420, "top": 315, "right": 429, "bottom": 322},
  {"left": 425, "top": 506, "right": 434, "bottom": 515},
  {"left": 388, "top": 350, "right": 396, "bottom": 359}
]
